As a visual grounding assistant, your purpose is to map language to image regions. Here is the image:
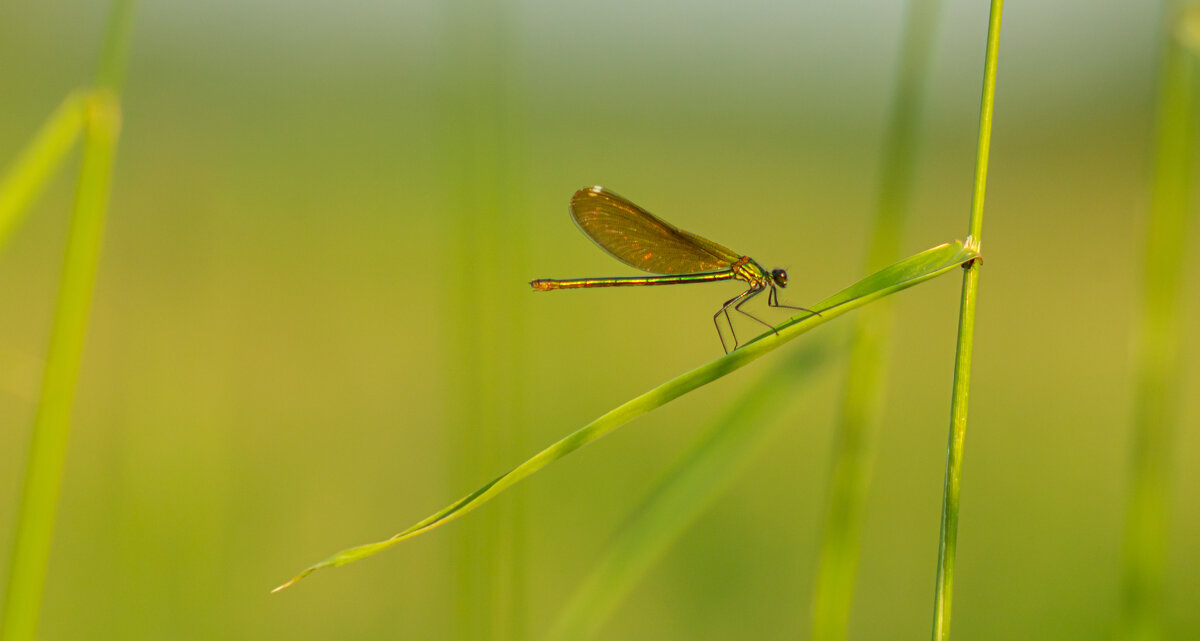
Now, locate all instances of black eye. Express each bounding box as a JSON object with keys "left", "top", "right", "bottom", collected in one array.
[{"left": 772, "top": 269, "right": 788, "bottom": 287}]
